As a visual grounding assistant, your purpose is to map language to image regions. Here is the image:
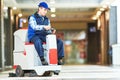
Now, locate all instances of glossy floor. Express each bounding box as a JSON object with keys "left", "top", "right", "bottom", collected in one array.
[{"left": 0, "top": 65, "right": 120, "bottom": 80}]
